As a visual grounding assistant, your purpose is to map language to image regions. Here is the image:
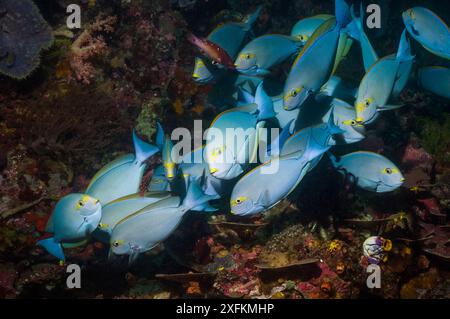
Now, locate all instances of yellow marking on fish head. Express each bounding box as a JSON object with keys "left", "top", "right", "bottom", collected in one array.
[
  {"left": 112, "top": 240, "right": 125, "bottom": 247},
  {"left": 230, "top": 196, "right": 248, "bottom": 207},
  {"left": 380, "top": 167, "right": 400, "bottom": 175}
]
